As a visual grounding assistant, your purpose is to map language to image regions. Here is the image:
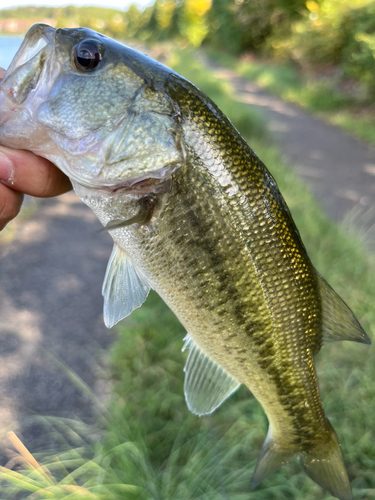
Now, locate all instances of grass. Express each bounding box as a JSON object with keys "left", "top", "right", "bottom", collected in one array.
[
  {"left": 1, "top": 47, "right": 375, "bottom": 499},
  {"left": 207, "top": 49, "right": 375, "bottom": 147}
]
